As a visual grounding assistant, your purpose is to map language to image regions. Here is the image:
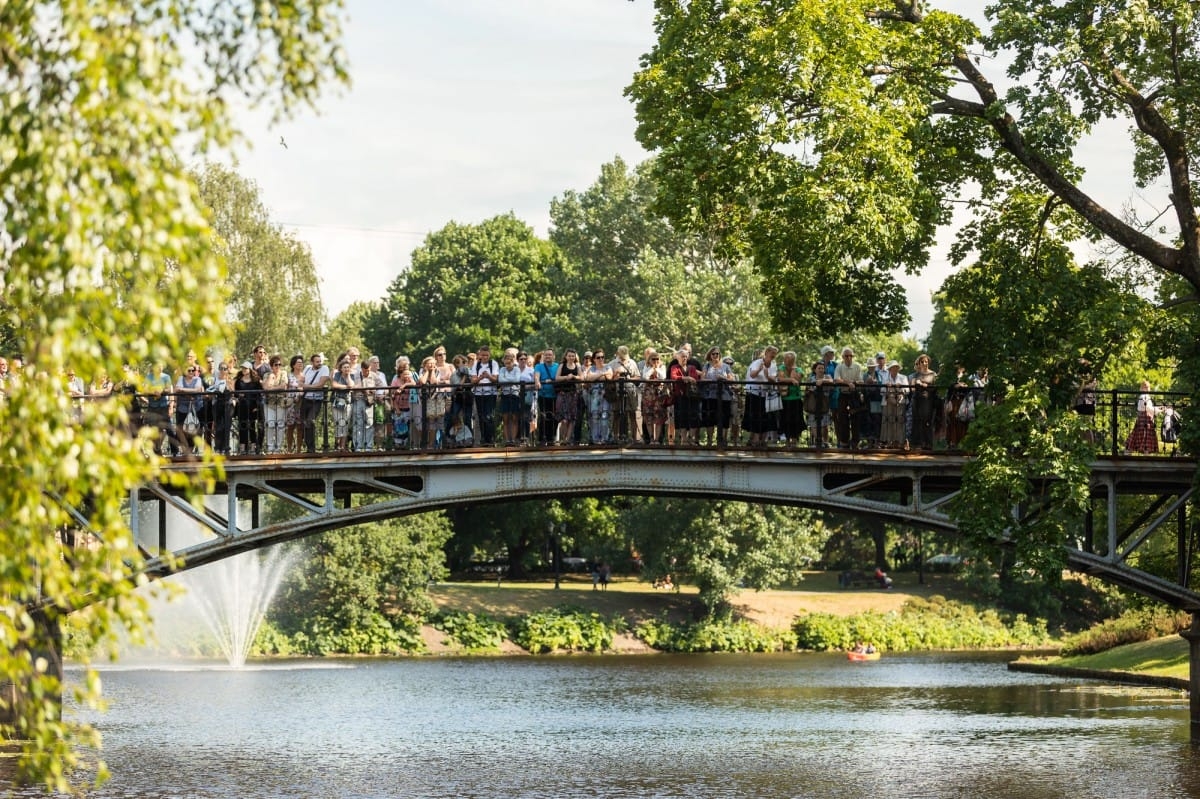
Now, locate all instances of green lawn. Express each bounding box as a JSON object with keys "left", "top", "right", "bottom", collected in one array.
[{"left": 1051, "top": 636, "right": 1189, "bottom": 680}]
